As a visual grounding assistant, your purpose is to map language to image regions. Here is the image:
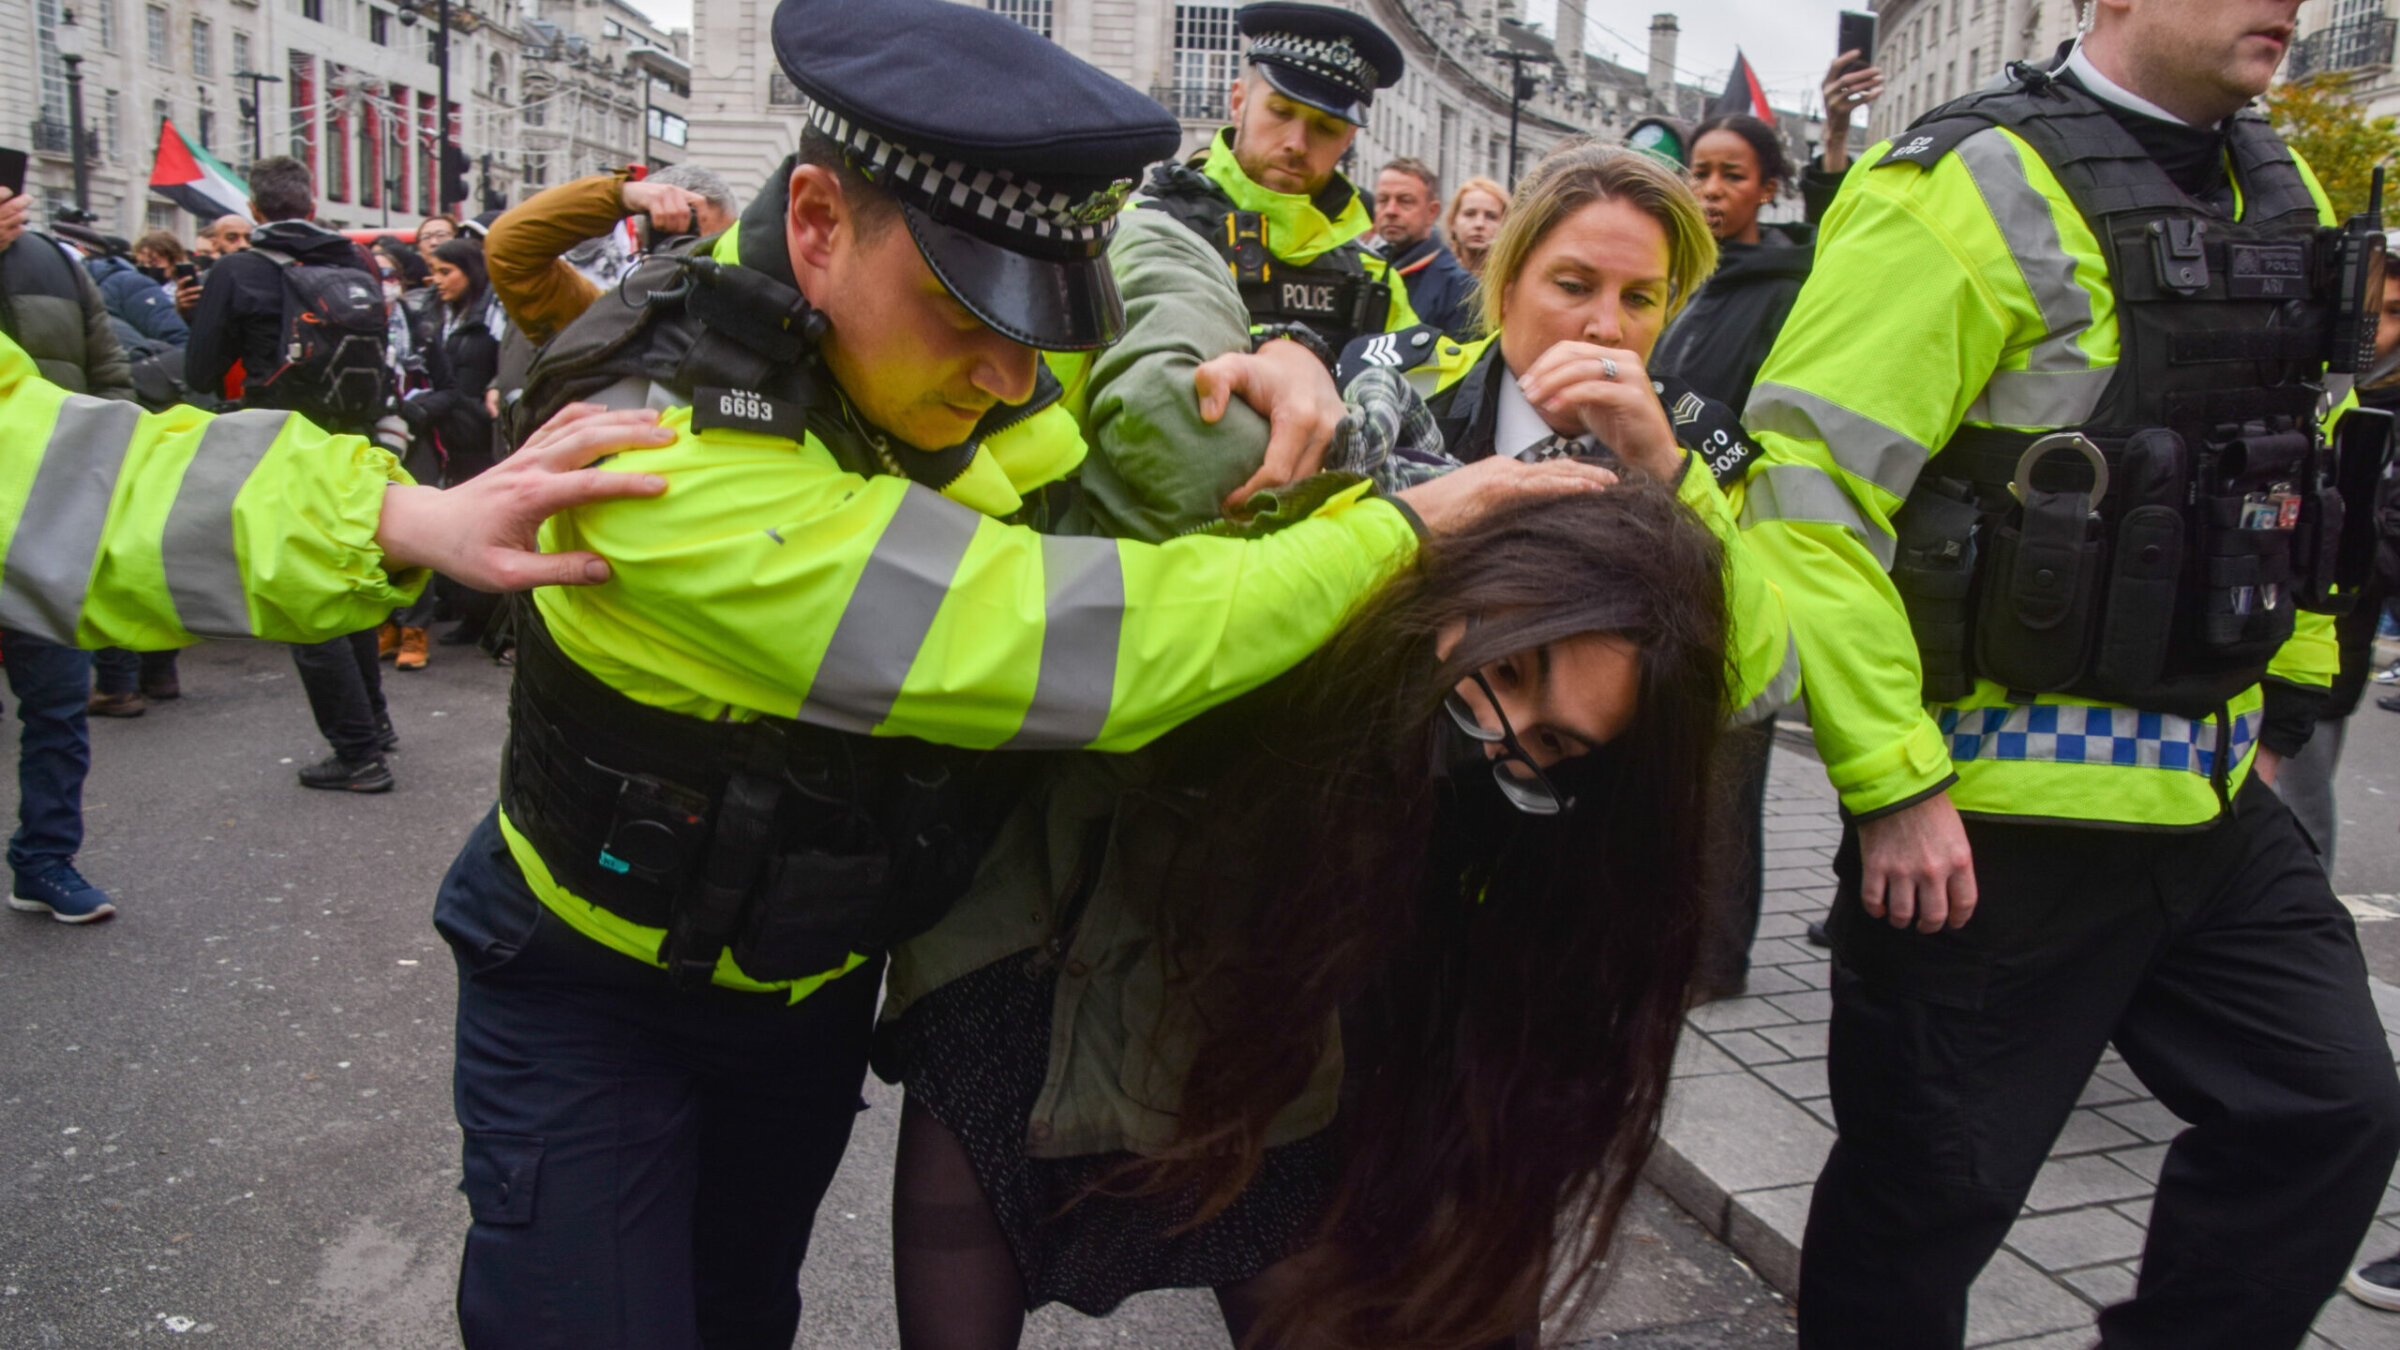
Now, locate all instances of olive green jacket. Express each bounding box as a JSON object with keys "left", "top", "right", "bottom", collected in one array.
[{"left": 883, "top": 204, "right": 1351, "bottom": 1161}]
